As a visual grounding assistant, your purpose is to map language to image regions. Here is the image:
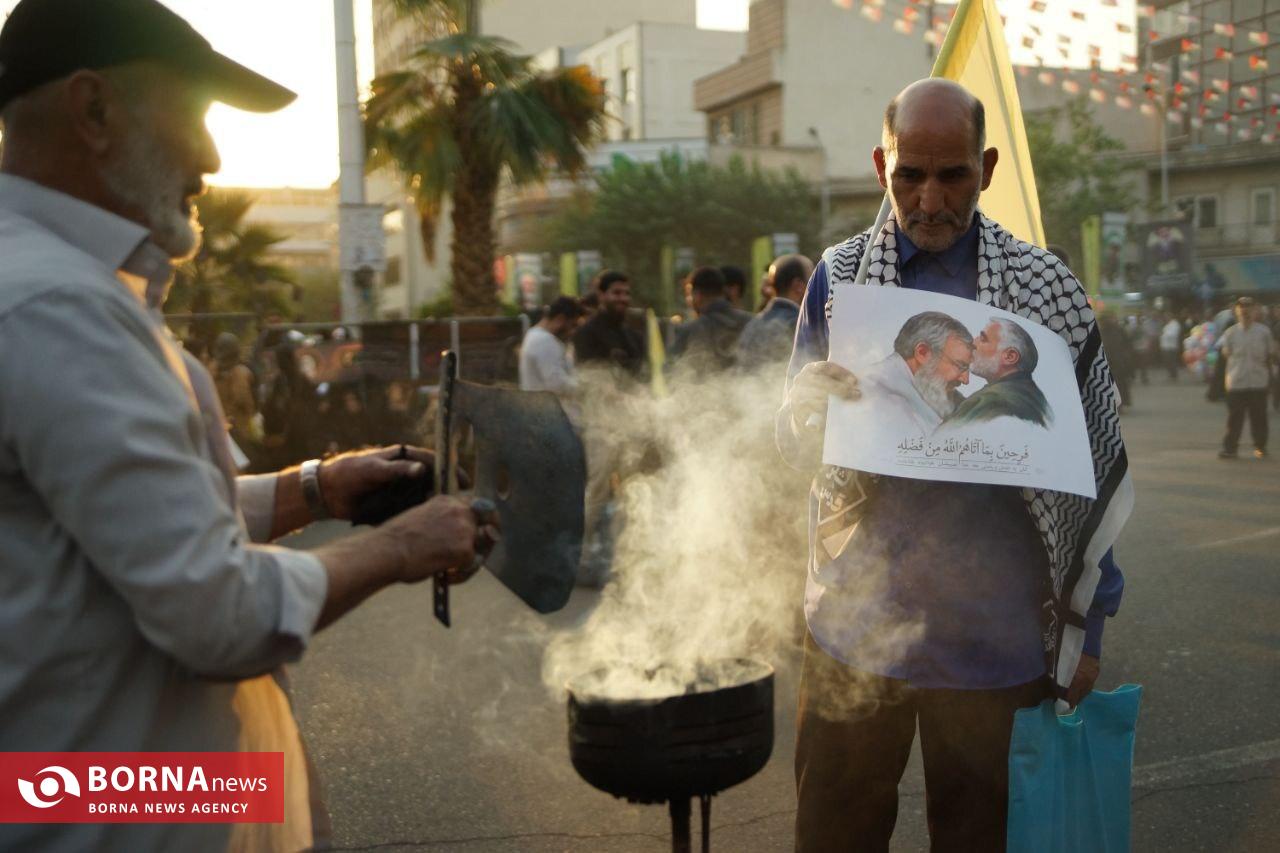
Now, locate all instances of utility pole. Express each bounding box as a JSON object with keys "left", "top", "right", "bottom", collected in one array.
[
  {"left": 334, "top": 0, "right": 368, "bottom": 324},
  {"left": 465, "top": 0, "right": 479, "bottom": 35}
]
